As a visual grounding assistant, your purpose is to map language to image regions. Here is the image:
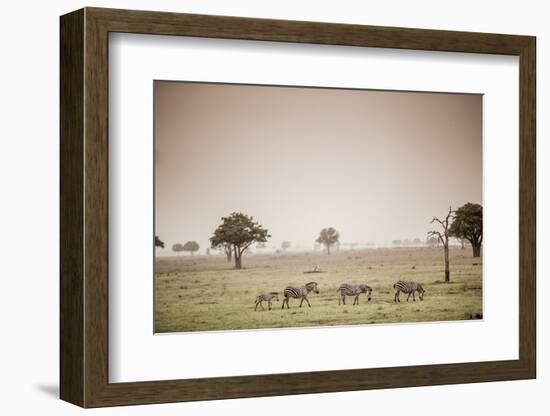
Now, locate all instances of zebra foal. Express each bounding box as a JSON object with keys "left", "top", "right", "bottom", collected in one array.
[
  {"left": 254, "top": 292, "right": 279, "bottom": 311},
  {"left": 393, "top": 281, "right": 425, "bottom": 302},
  {"left": 282, "top": 282, "right": 319, "bottom": 309},
  {"left": 337, "top": 283, "right": 372, "bottom": 305}
]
